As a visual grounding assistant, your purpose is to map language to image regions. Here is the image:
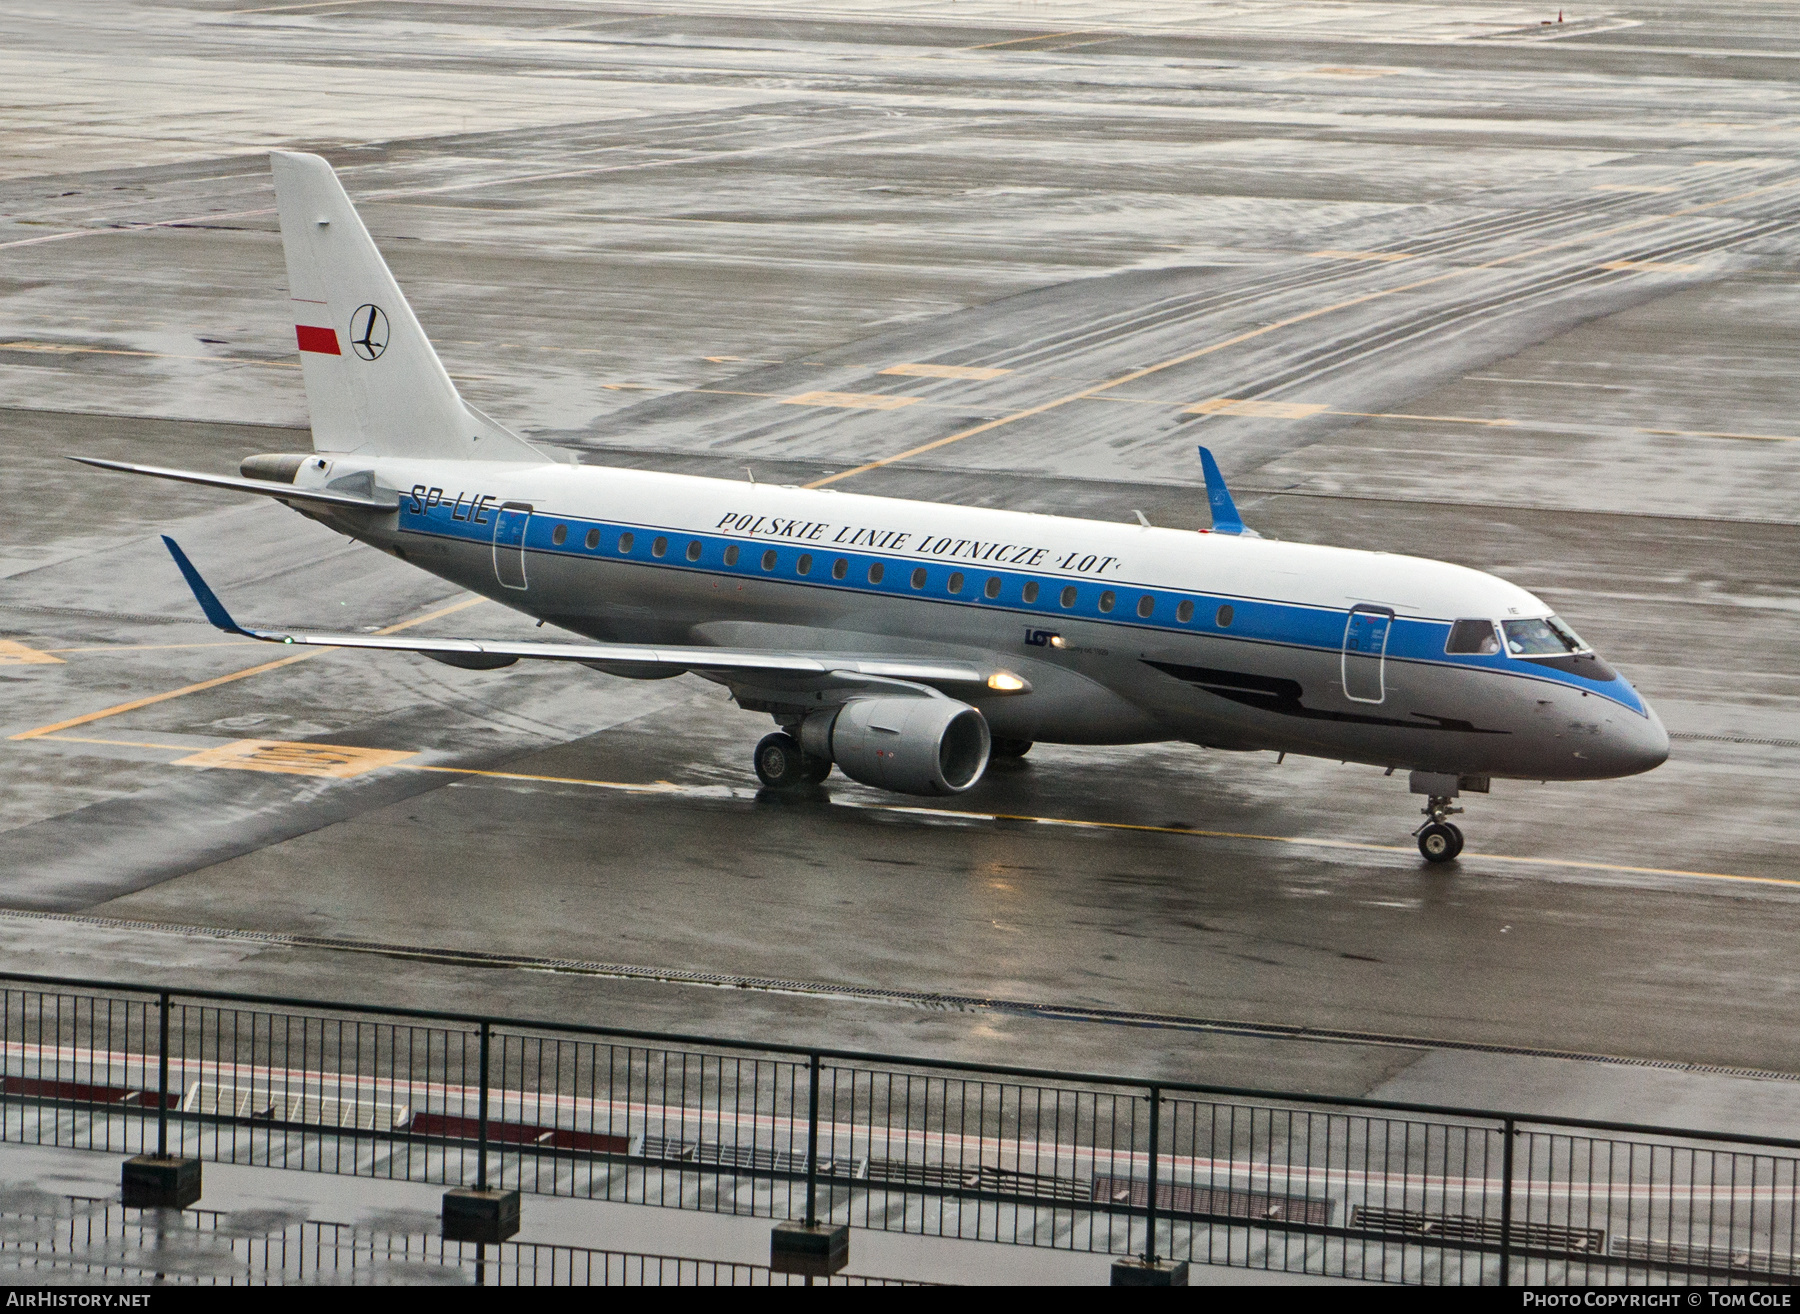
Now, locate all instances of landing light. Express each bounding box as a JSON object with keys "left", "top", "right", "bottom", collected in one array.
[
  {"left": 987, "top": 671, "right": 1026, "bottom": 692},
  {"left": 1049, "top": 635, "right": 1067, "bottom": 649}
]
